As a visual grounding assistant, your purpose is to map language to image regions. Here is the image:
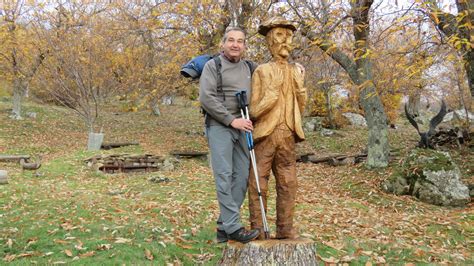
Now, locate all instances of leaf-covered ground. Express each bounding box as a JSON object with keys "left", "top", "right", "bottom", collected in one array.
[{"left": 0, "top": 97, "right": 472, "bottom": 265}]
